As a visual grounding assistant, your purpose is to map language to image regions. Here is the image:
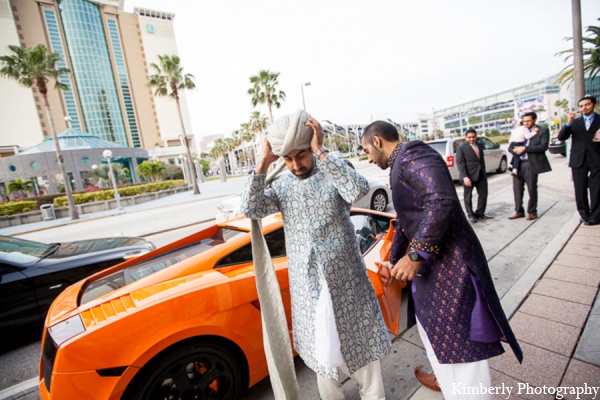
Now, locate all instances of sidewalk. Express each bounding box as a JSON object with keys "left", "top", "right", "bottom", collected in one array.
[
  {"left": 403, "top": 154, "right": 600, "bottom": 400},
  {"left": 407, "top": 221, "right": 600, "bottom": 400}
]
